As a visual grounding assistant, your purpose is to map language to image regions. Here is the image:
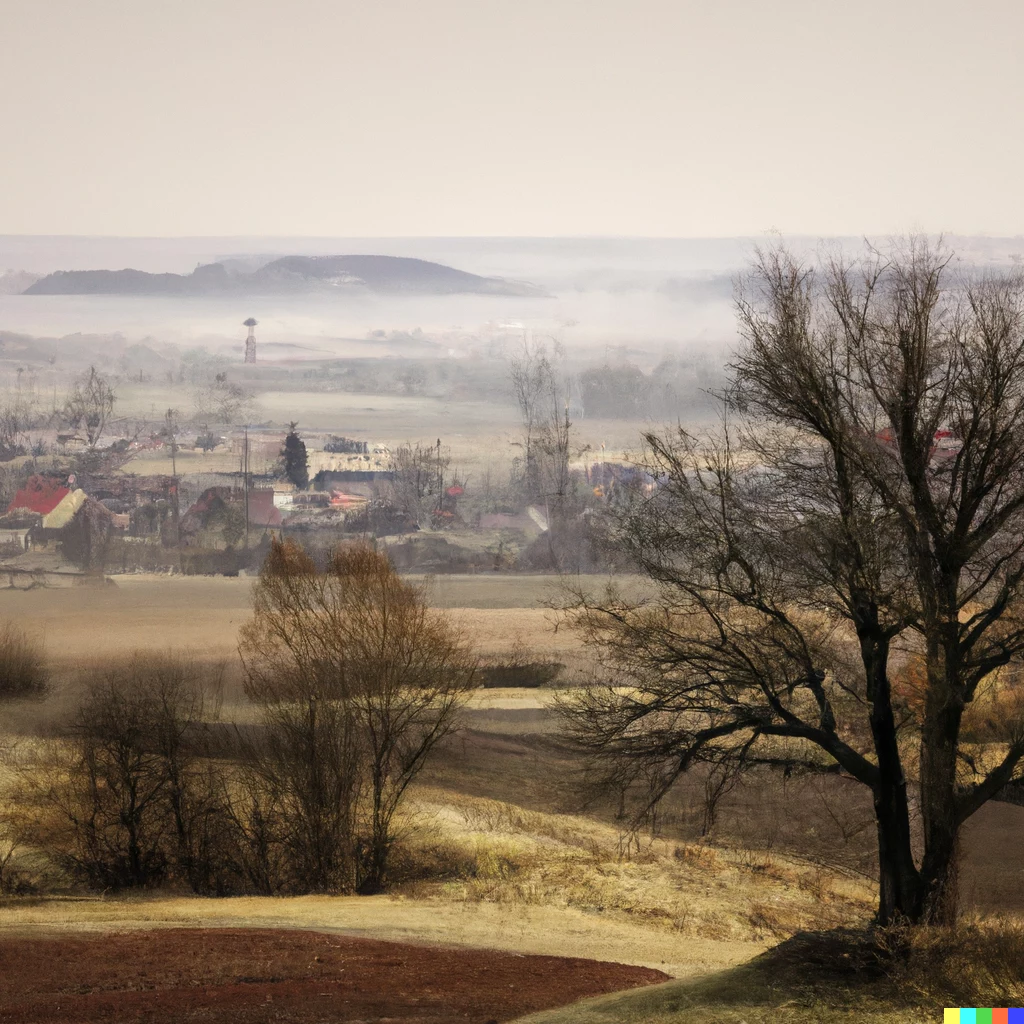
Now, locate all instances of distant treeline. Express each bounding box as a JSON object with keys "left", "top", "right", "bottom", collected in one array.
[
  {"left": 579, "top": 357, "right": 726, "bottom": 419},
  {"left": 293, "top": 354, "right": 727, "bottom": 419}
]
